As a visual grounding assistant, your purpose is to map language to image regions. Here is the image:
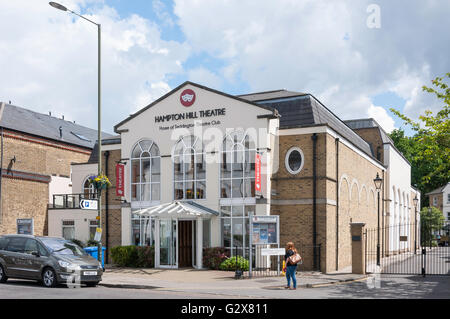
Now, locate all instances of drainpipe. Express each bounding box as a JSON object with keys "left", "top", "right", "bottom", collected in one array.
[
  {"left": 335, "top": 137, "right": 339, "bottom": 271},
  {"left": 311, "top": 133, "right": 318, "bottom": 270},
  {"left": 104, "top": 150, "right": 110, "bottom": 263}
]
